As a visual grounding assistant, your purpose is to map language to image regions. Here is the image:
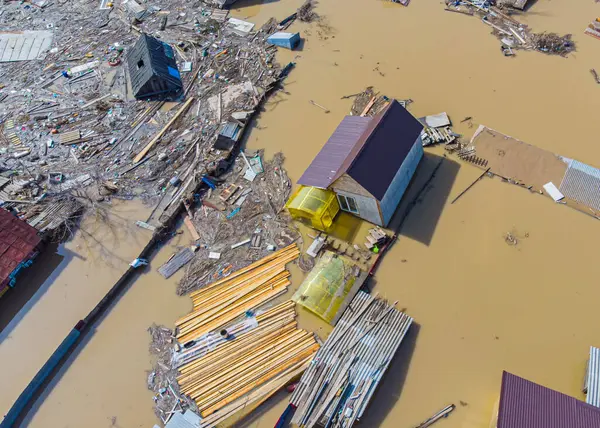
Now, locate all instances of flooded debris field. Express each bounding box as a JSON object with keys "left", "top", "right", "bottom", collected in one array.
[{"left": 2, "top": 0, "right": 600, "bottom": 427}]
